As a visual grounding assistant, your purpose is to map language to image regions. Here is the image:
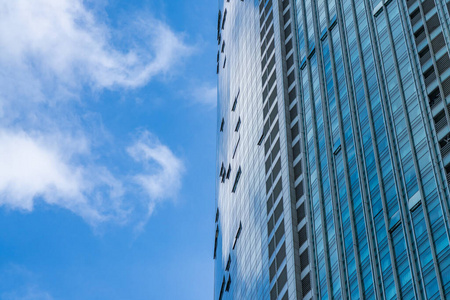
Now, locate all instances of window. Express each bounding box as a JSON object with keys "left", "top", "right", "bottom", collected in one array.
[
  {"left": 222, "top": 9, "right": 227, "bottom": 30},
  {"left": 232, "top": 167, "right": 242, "bottom": 193},
  {"left": 232, "top": 98, "right": 238, "bottom": 111},
  {"left": 220, "top": 118, "right": 225, "bottom": 132},
  {"left": 219, "top": 163, "right": 225, "bottom": 177},
  {"left": 221, "top": 41, "right": 225, "bottom": 53},
  {"left": 232, "top": 222, "right": 242, "bottom": 249},
  {"left": 214, "top": 225, "right": 219, "bottom": 259},
  {"left": 219, "top": 276, "right": 225, "bottom": 300},
  {"left": 233, "top": 137, "right": 240, "bottom": 159},
  {"left": 258, "top": 131, "right": 266, "bottom": 146},
  {"left": 373, "top": 2, "right": 383, "bottom": 17},
  {"left": 225, "top": 276, "right": 231, "bottom": 292},
  {"left": 232, "top": 89, "right": 239, "bottom": 111},
  {"left": 226, "top": 164, "right": 231, "bottom": 179},
  {"left": 217, "top": 10, "right": 222, "bottom": 32},
  {"left": 226, "top": 254, "right": 231, "bottom": 271},
  {"left": 215, "top": 208, "right": 220, "bottom": 223},
  {"left": 333, "top": 139, "right": 341, "bottom": 155},
  {"left": 235, "top": 117, "right": 241, "bottom": 132}
]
